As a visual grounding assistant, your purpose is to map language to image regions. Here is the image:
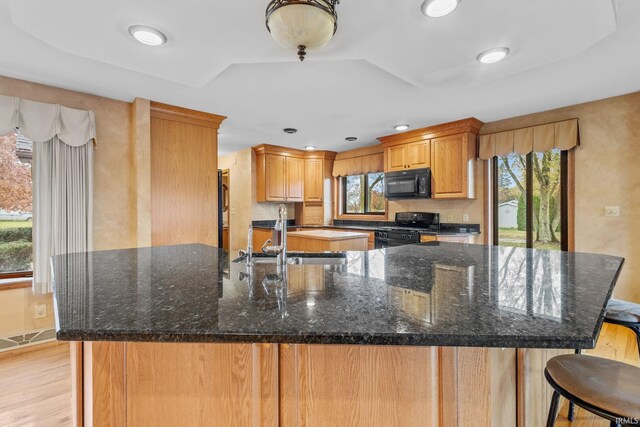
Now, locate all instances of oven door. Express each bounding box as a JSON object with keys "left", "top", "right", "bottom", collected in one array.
[{"left": 384, "top": 175, "right": 418, "bottom": 199}]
